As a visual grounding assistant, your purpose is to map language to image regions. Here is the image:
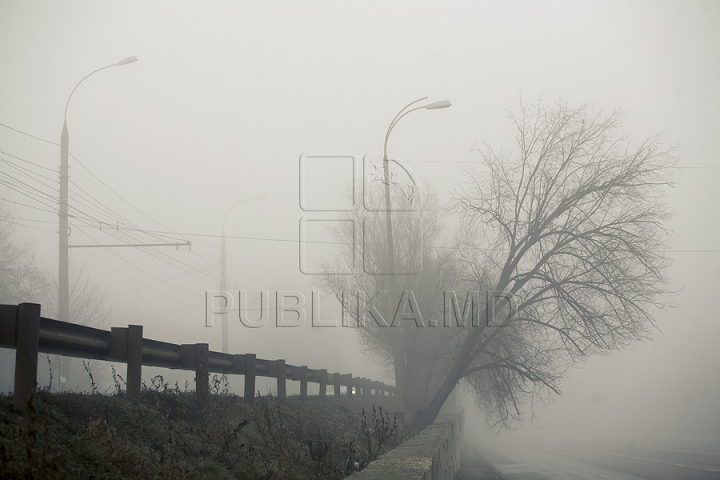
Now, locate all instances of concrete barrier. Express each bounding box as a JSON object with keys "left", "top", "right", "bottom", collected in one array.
[{"left": 348, "top": 413, "right": 463, "bottom": 479}]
